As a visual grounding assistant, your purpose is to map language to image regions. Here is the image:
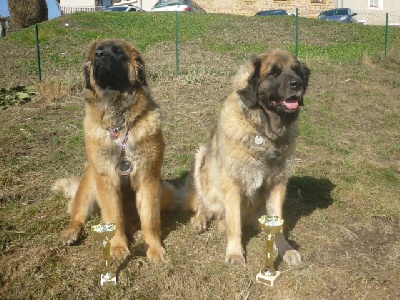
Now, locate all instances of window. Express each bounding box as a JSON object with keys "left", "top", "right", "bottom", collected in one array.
[
  {"left": 368, "top": 0, "right": 383, "bottom": 10},
  {"left": 369, "top": 0, "right": 379, "bottom": 7}
]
